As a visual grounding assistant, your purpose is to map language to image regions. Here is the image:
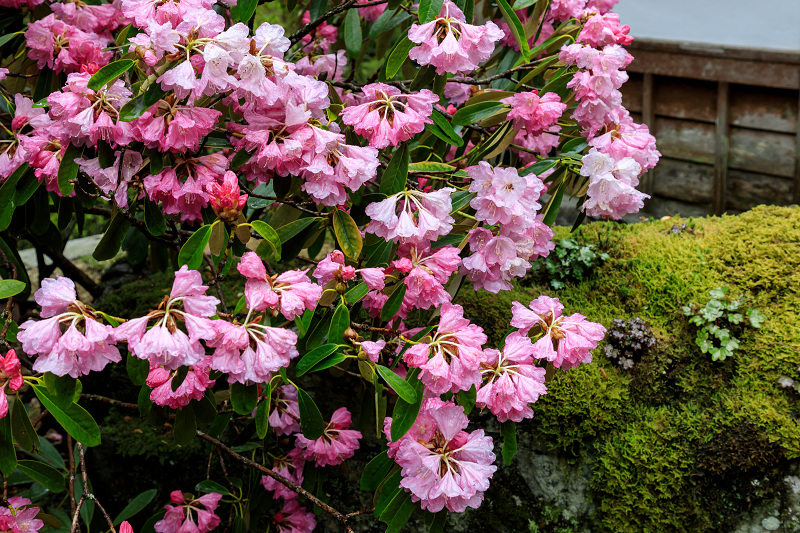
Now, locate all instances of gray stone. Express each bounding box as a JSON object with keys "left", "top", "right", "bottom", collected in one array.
[{"left": 762, "top": 517, "right": 781, "bottom": 531}]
